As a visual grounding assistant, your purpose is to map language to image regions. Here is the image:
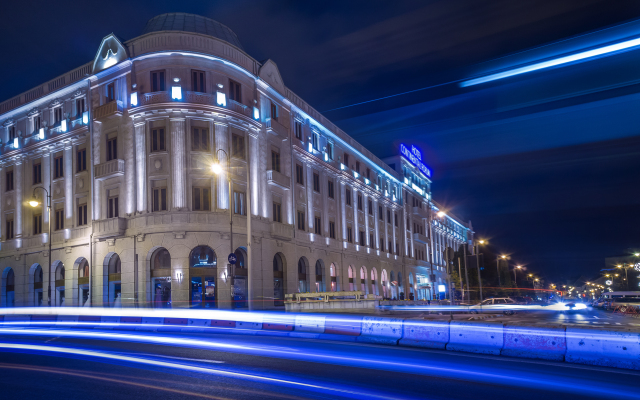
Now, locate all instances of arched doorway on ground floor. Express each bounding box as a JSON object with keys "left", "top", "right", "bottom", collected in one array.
[
  {"left": 77, "top": 258, "right": 90, "bottom": 307},
  {"left": 189, "top": 245, "right": 217, "bottom": 309},
  {"left": 273, "top": 253, "right": 286, "bottom": 307},
  {"left": 150, "top": 247, "right": 172, "bottom": 308}
]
